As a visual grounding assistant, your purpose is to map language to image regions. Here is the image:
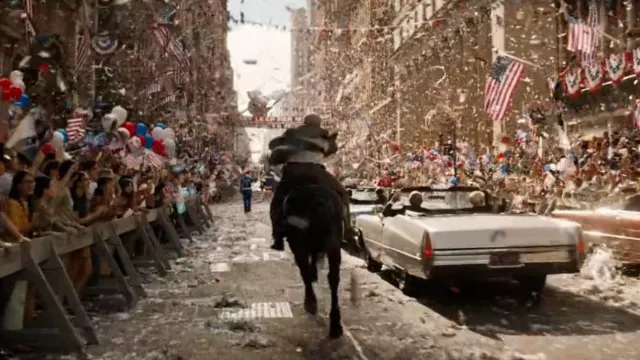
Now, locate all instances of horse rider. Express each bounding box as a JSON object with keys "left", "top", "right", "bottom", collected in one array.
[{"left": 268, "top": 114, "right": 353, "bottom": 251}]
